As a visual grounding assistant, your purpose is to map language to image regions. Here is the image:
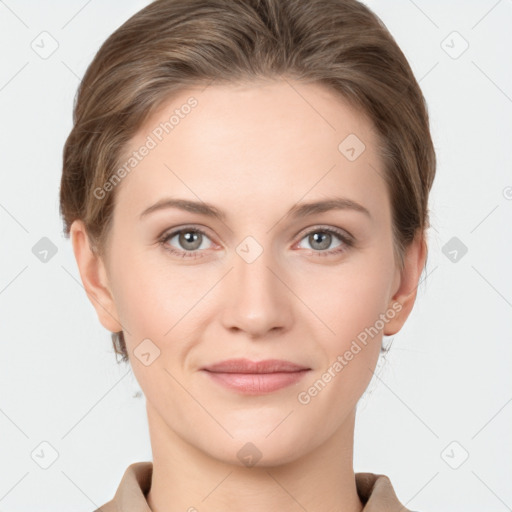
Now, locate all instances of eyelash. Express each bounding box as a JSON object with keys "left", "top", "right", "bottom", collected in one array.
[{"left": 158, "top": 225, "right": 354, "bottom": 259}]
